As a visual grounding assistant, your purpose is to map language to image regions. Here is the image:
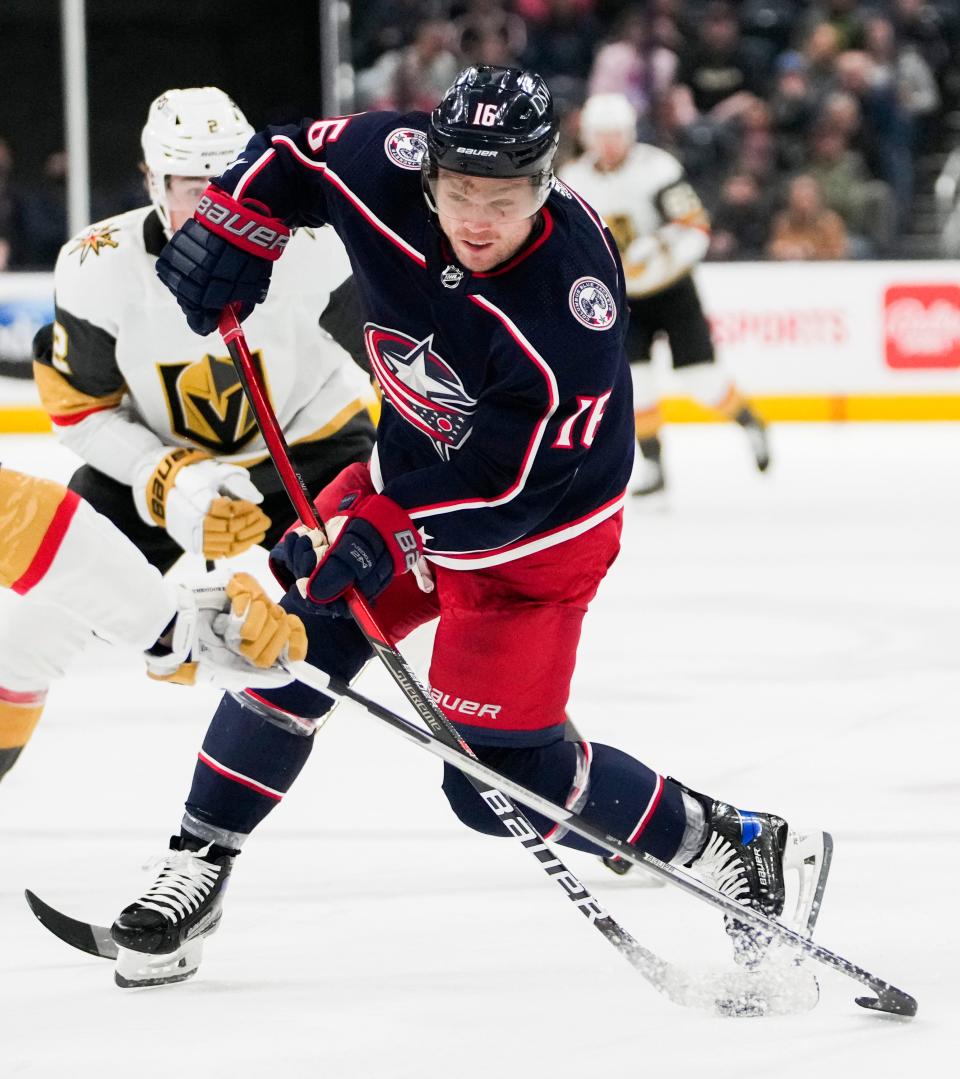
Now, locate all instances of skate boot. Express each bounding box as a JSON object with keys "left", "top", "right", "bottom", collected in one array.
[
  {"left": 111, "top": 833, "right": 237, "bottom": 988},
  {"left": 735, "top": 407, "right": 770, "bottom": 472},
  {"left": 631, "top": 436, "right": 666, "bottom": 496},
  {"left": 686, "top": 802, "right": 787, "bottom": 968},
  {"left": 684, "top": 796, "right": 832, "bottom": 969}
]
